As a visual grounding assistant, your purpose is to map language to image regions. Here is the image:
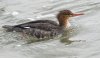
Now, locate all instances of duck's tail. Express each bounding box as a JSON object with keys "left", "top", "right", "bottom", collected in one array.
[{"left": 2, "top": 25, "right": 14, "bottom": 32}]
